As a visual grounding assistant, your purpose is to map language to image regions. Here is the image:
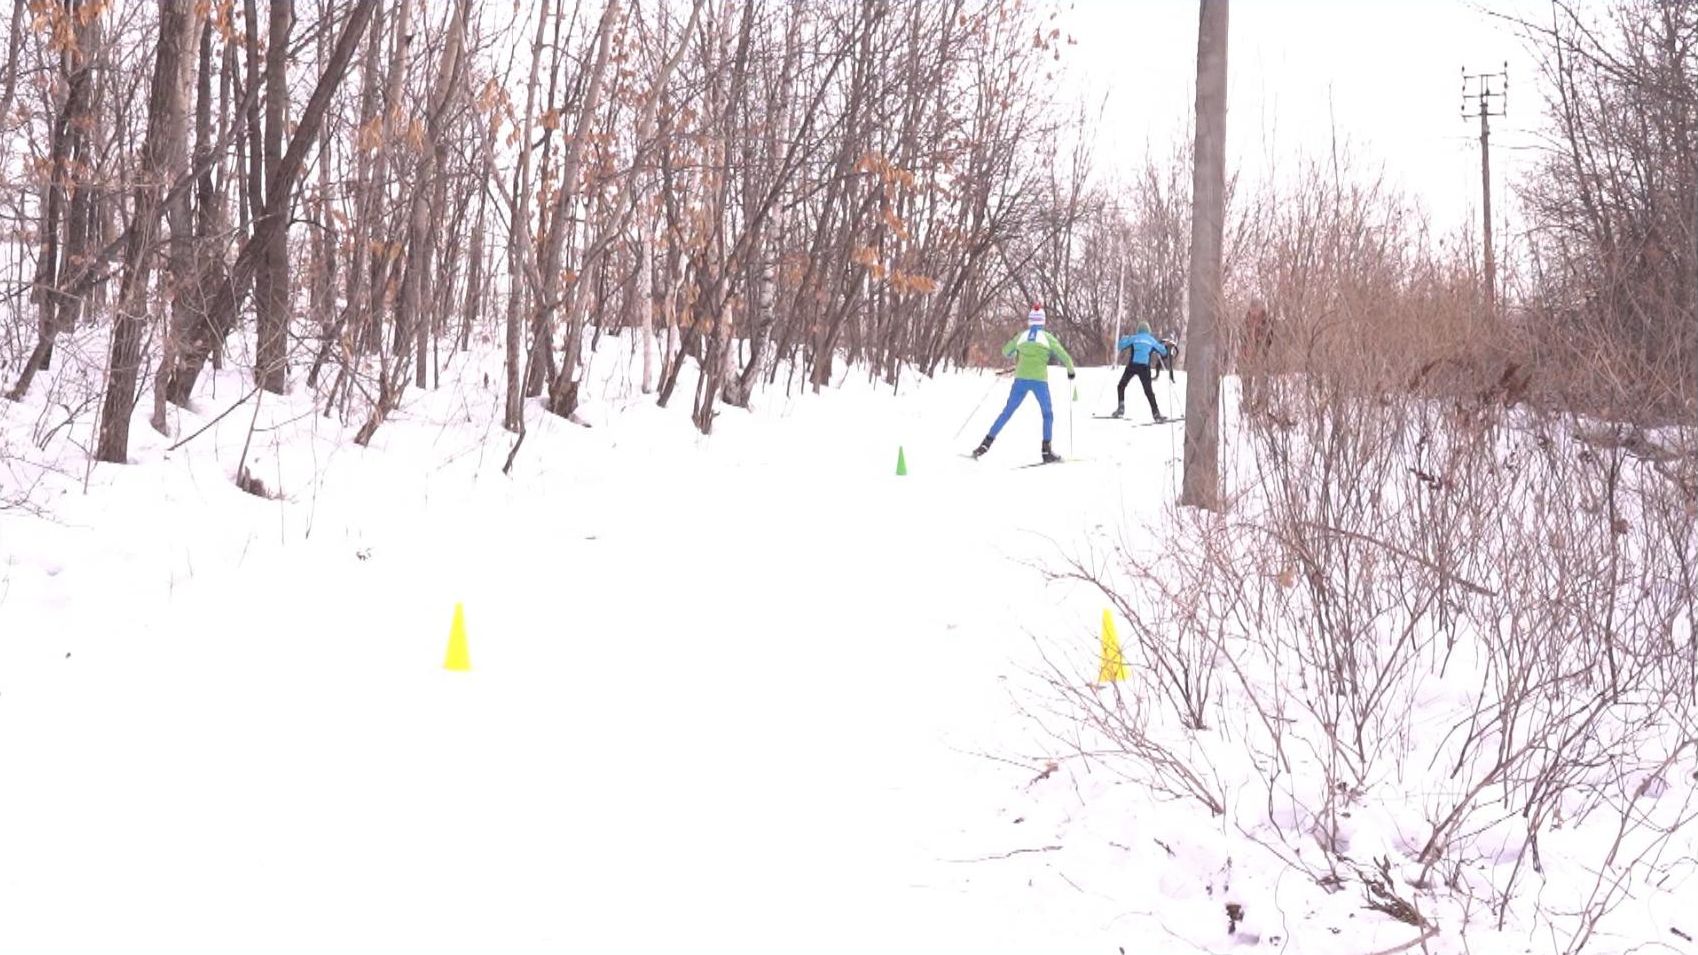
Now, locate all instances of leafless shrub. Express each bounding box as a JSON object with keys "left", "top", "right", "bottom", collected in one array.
[
  {"left": 1512, "top": 0, "right": 1696, "bottom": 424},
  {"left": 1031, "top": 643, "right": 1227, "bottom": 818},
  {"left": 1052, "top": 510, "right": 1243, "bottom": 732},
  {"left": 0, "top": 432, "right": 49, "bottom": 514},
  {"left": 1052, "top": 76, "right": 1696, "bottom": 940},
  {"left": 1062, "top": 355, "right": 1693, "bottom": 945}
]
